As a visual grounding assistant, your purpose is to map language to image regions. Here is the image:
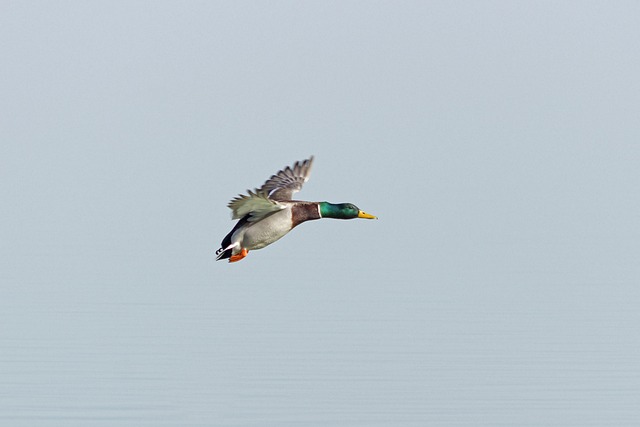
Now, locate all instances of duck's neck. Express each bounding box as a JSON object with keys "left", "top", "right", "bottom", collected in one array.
[{"left": 291, "top": 202, "right": 322, "bottom": 228}]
